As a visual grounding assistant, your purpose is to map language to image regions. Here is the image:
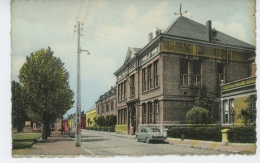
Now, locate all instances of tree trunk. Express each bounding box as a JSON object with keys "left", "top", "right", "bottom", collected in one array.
[{"left": 42, "top": 118, "right": 51, "bottom": 139}]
